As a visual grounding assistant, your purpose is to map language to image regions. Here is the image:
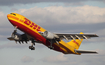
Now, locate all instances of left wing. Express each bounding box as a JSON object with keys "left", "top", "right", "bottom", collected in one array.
[
  {"left": 8, "top": 30, "right": 42, "bottom": 50},
  {"left": 7, "top": 30, "right": 42, "bottom": 44}
]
